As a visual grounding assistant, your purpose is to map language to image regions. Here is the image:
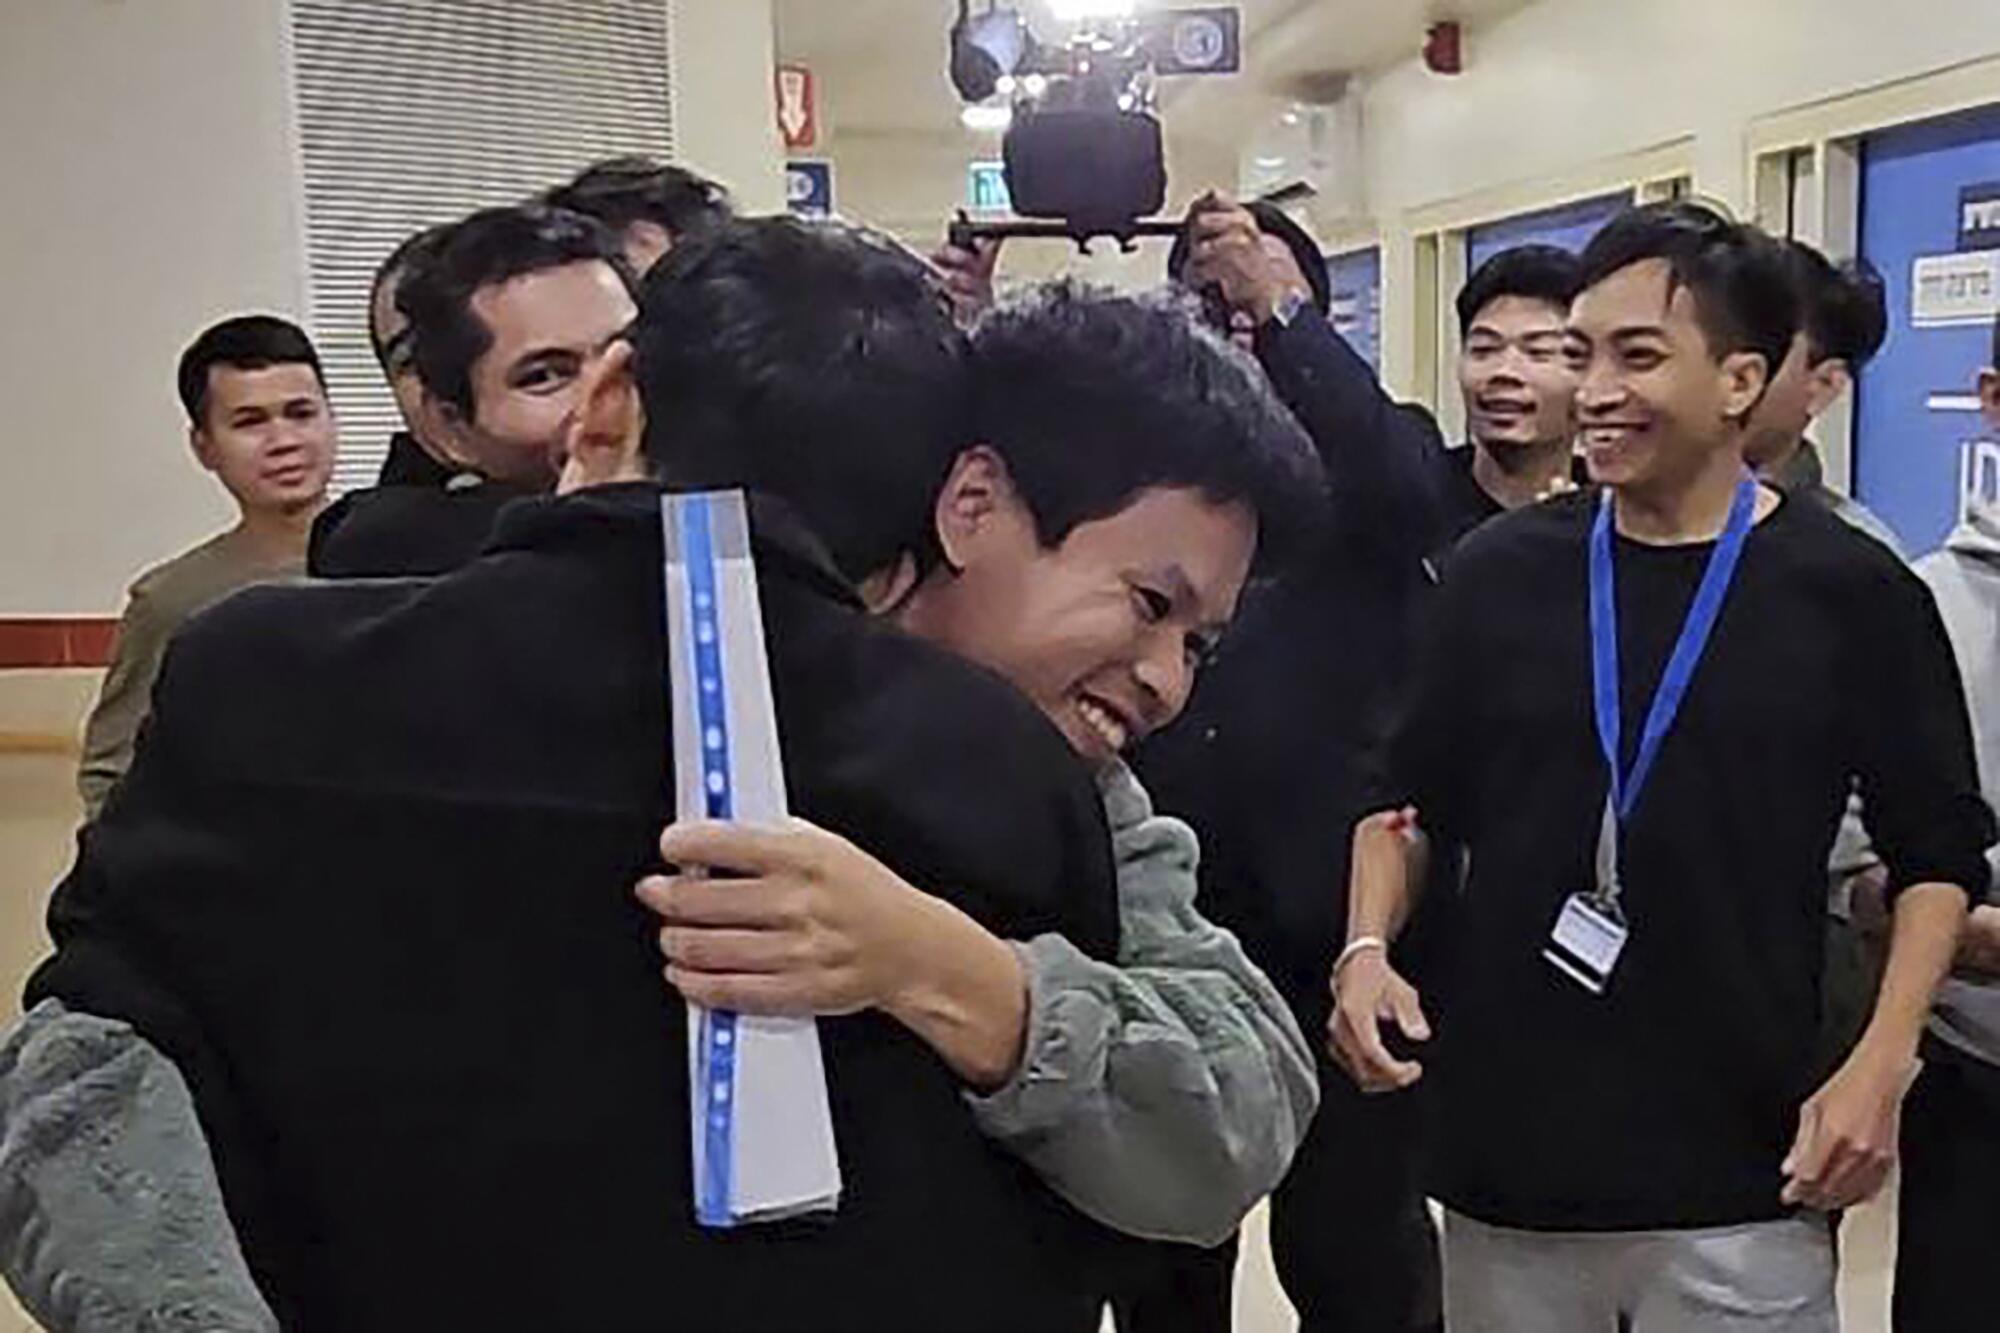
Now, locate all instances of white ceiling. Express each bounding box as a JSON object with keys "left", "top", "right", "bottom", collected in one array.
[{"left": 774, "top": 0, "right": 1540, "bottom": 141}]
